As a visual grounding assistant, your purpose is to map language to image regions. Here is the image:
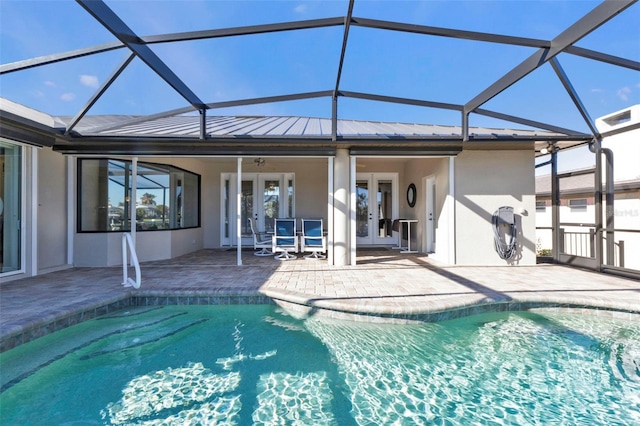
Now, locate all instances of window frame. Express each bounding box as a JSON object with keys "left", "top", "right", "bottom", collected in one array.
[
  {"left": 77, "top": 158, "right": 201, "bottom": 233},
  {"left": 568, "top": 198, "right": 588, "bottom": 212}
]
